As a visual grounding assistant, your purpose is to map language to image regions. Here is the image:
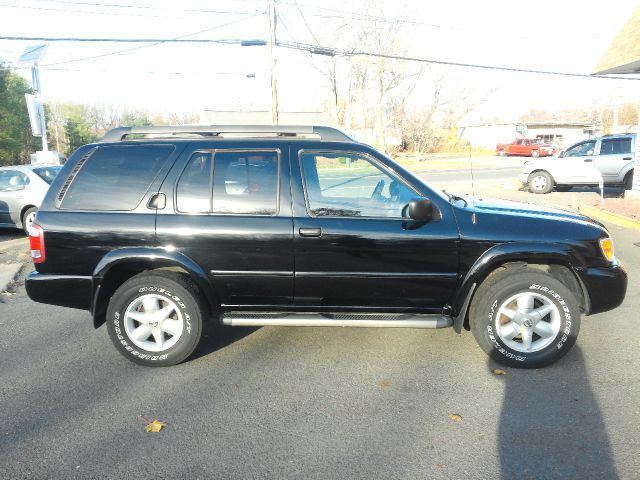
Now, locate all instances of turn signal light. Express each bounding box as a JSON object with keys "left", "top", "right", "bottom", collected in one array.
[
  {"left": 599, "top": 238, "right": 614, "bottom": 262},
  {"left": 29, "top": 222, "right": 46, "bottom": 264}
]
